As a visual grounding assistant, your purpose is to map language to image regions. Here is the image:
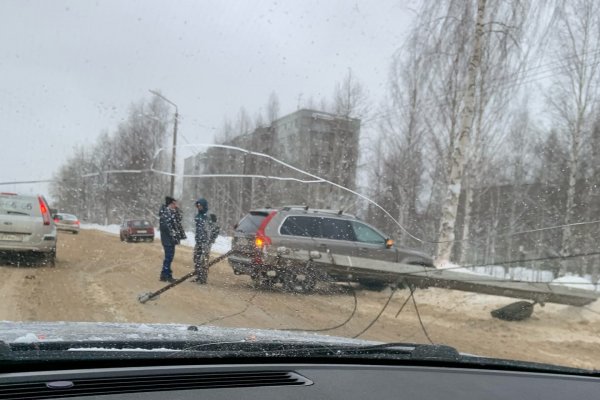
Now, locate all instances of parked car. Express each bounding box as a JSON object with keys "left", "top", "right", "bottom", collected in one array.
[
  {"left": 0, "top": 193, "right": 56, "bottom": 266},
  {"left": 228, "top": 206, "right": 434, "bottom": 292},
  {"left": 53, "top": 213, "right": 80, "bottom": 234},
  {"left": 120, "top": 219, "right": 155, "bottom": 242}
]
